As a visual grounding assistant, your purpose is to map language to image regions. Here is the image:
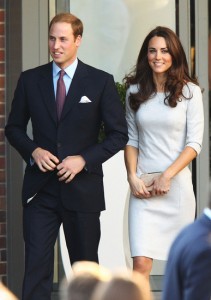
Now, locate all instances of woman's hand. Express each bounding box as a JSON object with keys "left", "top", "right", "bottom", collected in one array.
[
  {"left": 151, "top": 173, "right": 171, "bottom": 196},
  {"left": 150, "top": 146, "right": 197, "bottom": 196},
  {"left": 128, "top": 174, "right": 151, "bottom": 199}
]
